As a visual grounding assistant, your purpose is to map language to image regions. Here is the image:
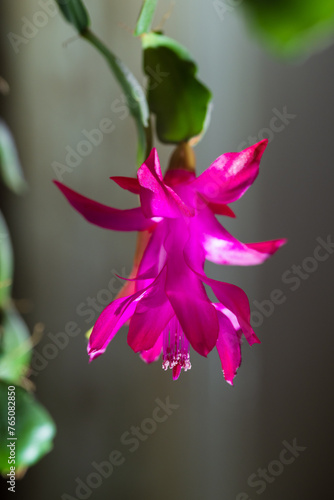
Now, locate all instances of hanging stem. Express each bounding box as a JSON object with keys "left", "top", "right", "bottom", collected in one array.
[{"left": 81, "top": 29, "right": 152, "bottom": 166}]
